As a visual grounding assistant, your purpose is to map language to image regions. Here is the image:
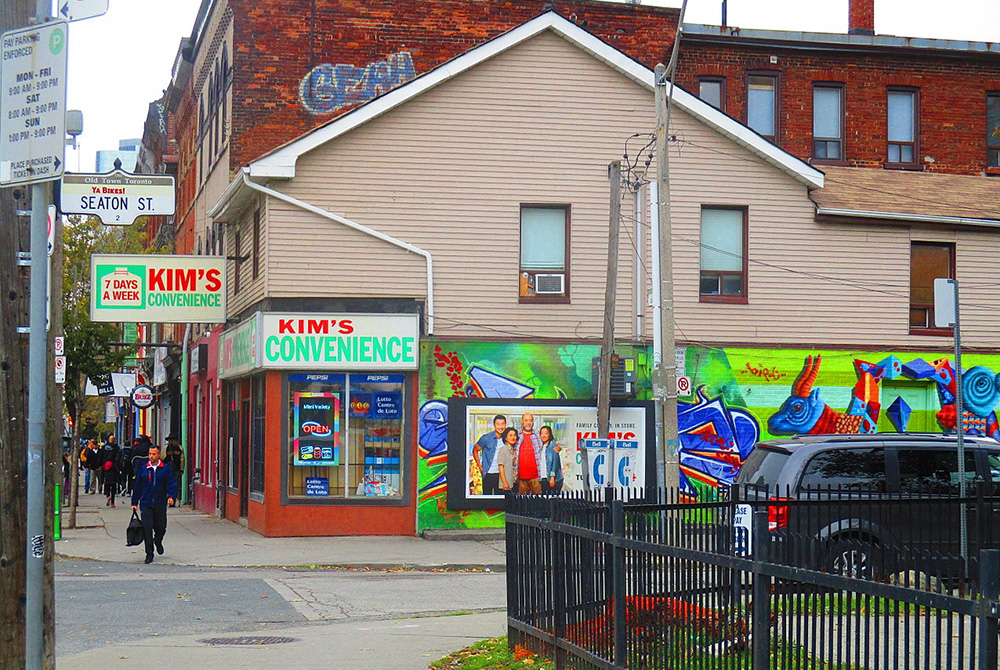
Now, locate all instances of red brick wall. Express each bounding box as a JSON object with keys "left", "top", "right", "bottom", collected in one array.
[
  {"left": 229, "top": 0, "right": 677, "bottom": 169},
  {"left": 675, "top": 40, "right": 1000, "bottom": 175}
]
